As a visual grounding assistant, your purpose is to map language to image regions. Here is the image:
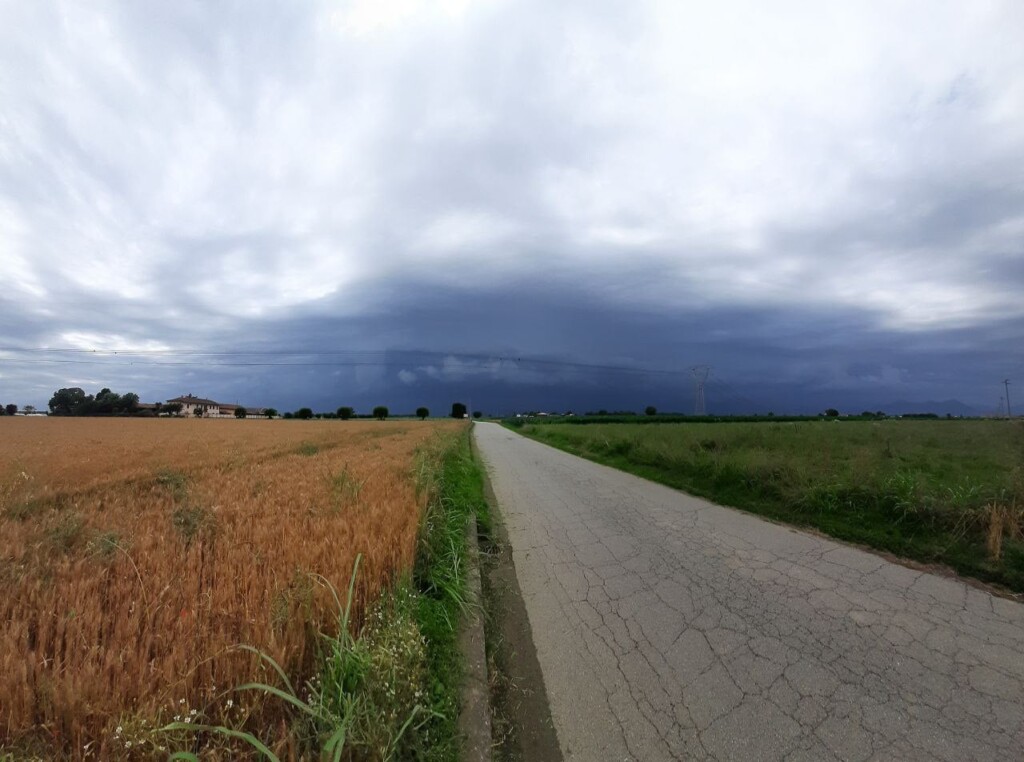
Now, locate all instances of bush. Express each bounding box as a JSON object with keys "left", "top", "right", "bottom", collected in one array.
[
  {"left": 337, "top": 406, "right": 354, "bottom": 420},
  {"left": 373, "top": 406, "right": 389, "bottom": 421}
]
